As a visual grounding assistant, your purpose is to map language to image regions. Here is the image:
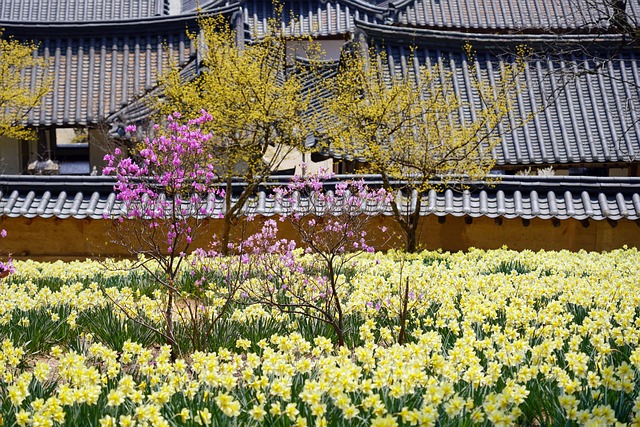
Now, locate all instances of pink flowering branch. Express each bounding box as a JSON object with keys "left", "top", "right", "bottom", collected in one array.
[
  {"left": 208, "top": 172, "right": 391, "bottom": 347},
  {"left": 103, "top": 111, "right": 225, "bottom": 357}
]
